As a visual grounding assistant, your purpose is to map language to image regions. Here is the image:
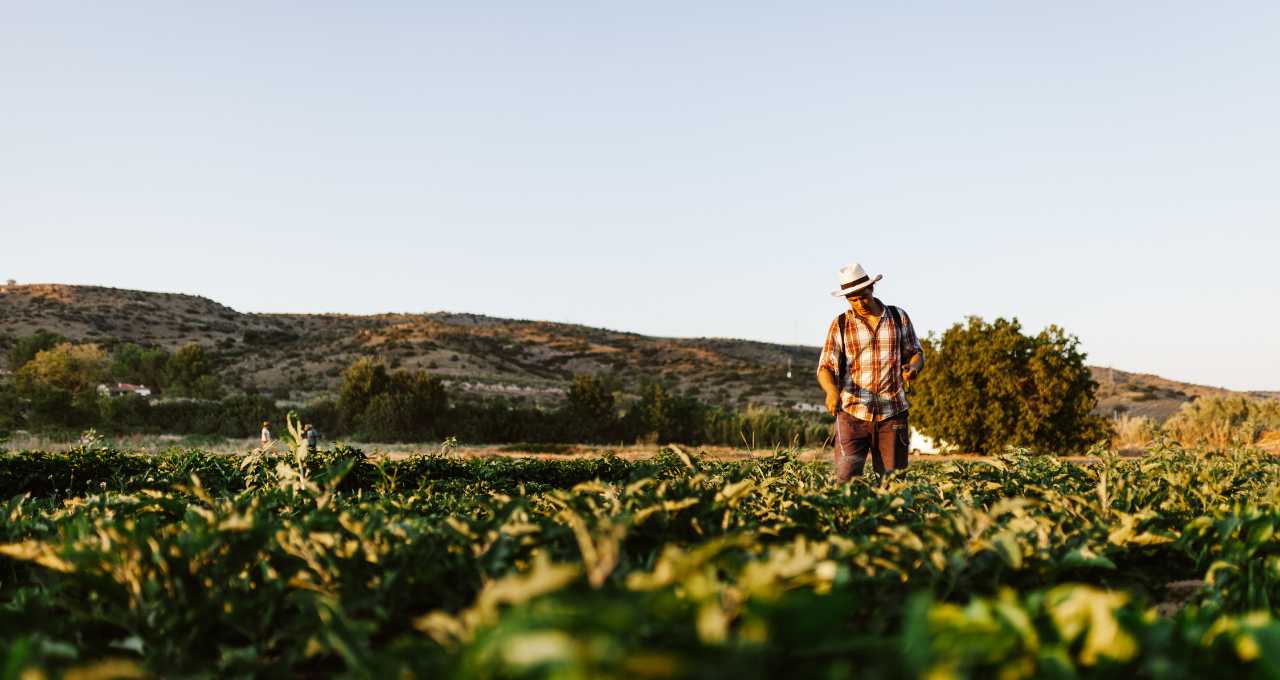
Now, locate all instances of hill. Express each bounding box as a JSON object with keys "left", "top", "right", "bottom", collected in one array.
[
  {"left": 0, "top": 284, "right": 815, "bottom": 408},
  {"left": 1091, "top": 366, "right": 1278, "bottom": 422},
  {"left": 1, "top": 283, "right": 1272, "bottom": 418}
]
